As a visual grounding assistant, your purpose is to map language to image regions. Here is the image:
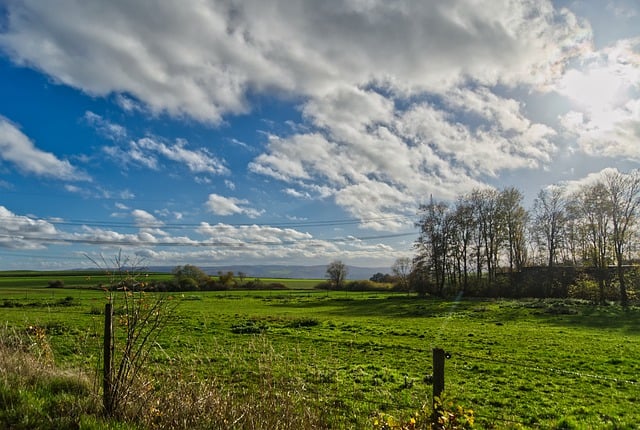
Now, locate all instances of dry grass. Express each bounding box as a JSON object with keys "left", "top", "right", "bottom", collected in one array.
[{"left": 0, "top": 325, "right": 331, "bottom": 429}]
